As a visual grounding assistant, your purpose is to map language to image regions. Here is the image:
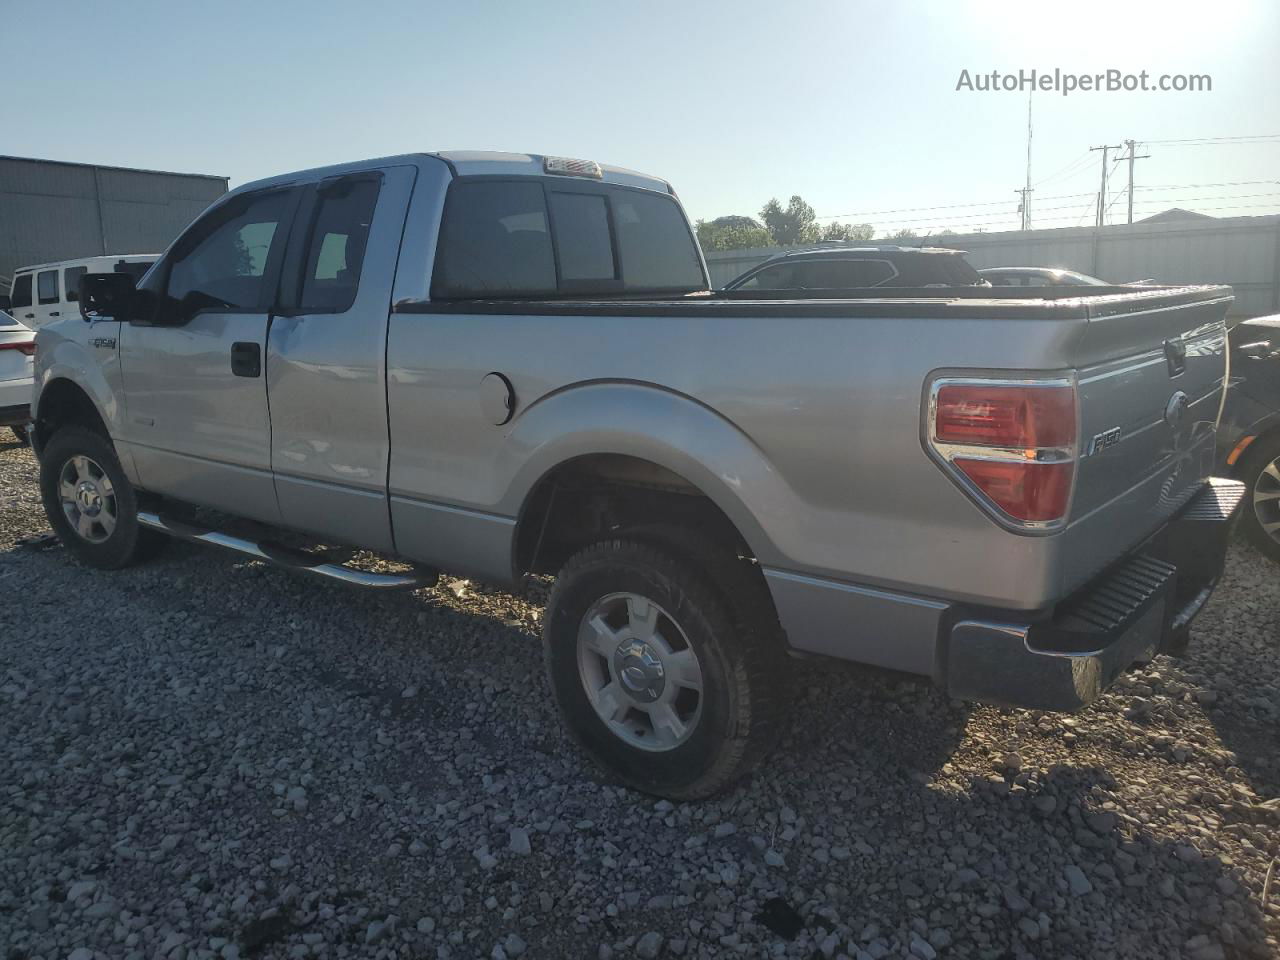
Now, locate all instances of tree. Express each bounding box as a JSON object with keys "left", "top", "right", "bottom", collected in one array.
[
  {"left": 695, "top": 217, "right": 773, "bottom": 251},
  {"left": 760, "top": 196, "right": 819, "bottom": 246},
  {"left": 819, "top": 221, "right": 874, "bottom": 242},
  {"left": 888, "top": 227, "right": 919, "bottom": 241}
]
